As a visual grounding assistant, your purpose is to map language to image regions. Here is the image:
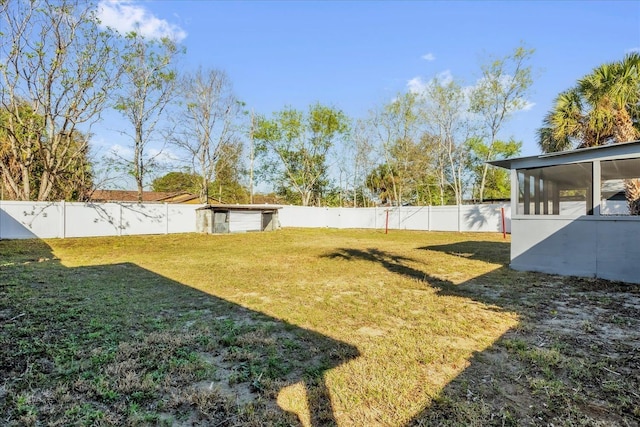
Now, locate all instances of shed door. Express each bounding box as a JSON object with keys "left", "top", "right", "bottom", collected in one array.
[{"left": 229, "top": 211, "right": 262, "bottom": 232}]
